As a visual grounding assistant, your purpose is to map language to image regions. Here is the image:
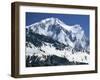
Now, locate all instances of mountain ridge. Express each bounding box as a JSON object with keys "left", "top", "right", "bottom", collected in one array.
[
  {"left": 26, "top": 17, "right": 89, "bottom": 52},
  {"left": 25, "top": 17, "right": 90, "bottom": 67}
]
